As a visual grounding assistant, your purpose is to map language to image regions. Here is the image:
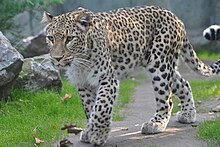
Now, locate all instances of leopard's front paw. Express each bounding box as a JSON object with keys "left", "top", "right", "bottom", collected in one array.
[
  {"left": 90, "top": 135, "right": 107, "bottom": 146},
  {"left": 141, "top": 121, "right": 166, "bottom": 134},
  {"left": 80, "top": 130, "right": 90, "bottom": 143},
  {"left": 90, "top": 127, "right": 109, "bottom": 146},
  {"left": 80, "top": 125, "right": 110, "bottom": 146}
]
